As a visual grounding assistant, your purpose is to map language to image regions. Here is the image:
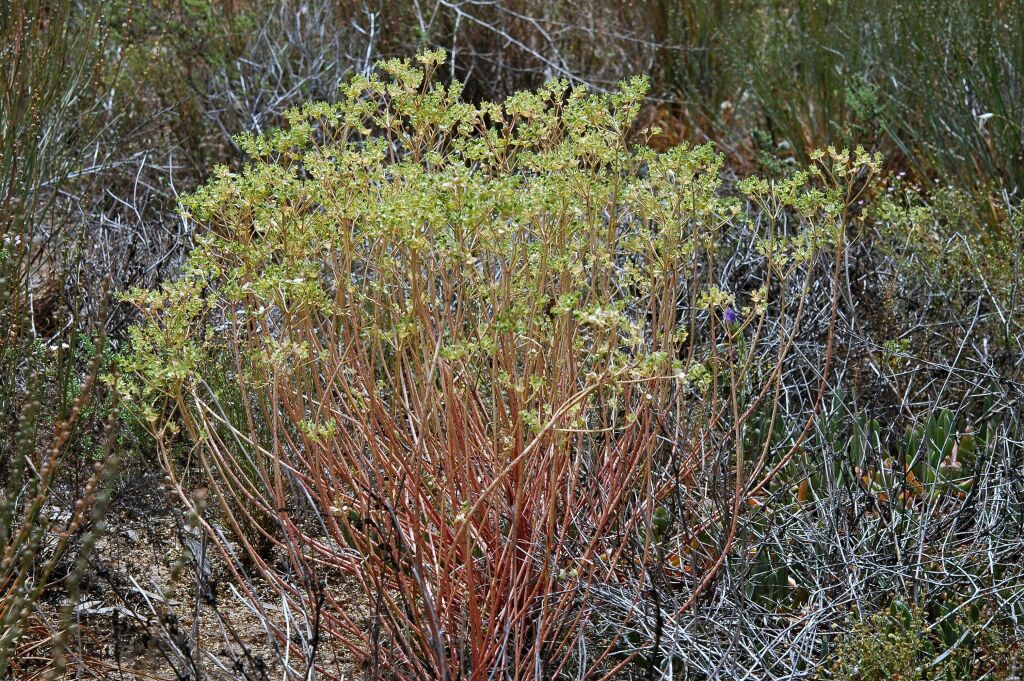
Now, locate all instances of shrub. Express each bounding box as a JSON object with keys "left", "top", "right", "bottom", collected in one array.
[
  {"left": 0, "top": 322, "right": 119, "bottom": 676},
  {"left": 0, "top": 3, "right": 124, "bottom": 673},
  {"left": 828, "top": 599, "right": 1020, "bottom": 680},
  {"left": 872, "top": 184, "right": 1023, "bottom": 370},
  {"left": 121, "top": 52, "right": 880, "bottom": 676},
  {"left": 0, "top": 0, "right": 115, "bottom": 331}
]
